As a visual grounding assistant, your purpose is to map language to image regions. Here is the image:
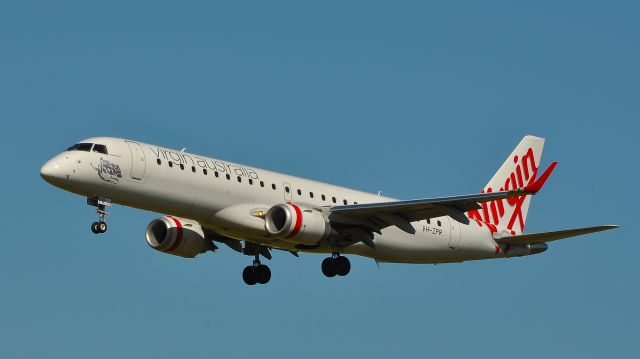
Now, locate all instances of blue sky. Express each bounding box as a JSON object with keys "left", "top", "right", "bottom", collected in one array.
[{"left": 1, "top": 1, "right": 637, "bottom": 358}]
